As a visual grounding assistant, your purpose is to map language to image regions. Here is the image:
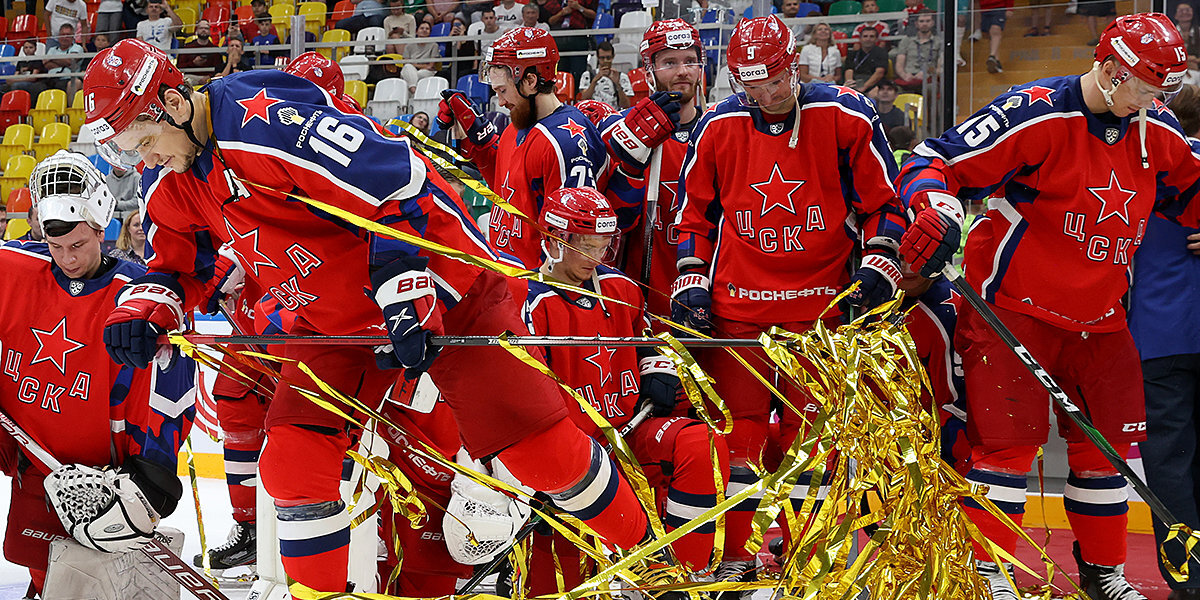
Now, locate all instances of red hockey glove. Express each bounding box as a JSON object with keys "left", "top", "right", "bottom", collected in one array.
[
  {"left": 104, "top": 275, "right": 186, "bottom": 369},
  {"left": 637, "top": 355, "right": 682, "bottom": 417},
  {"left": 900, "top": 190, "right": 964, "bottom": 278},
  {"left": 609, "top": 91, "right": 682, "bottom": 167},
  {"left": 841, "top": 252, "right": 903, "bottom": 313},
  {"left": 670, "top": 268, "right": 712, "bottom": 336},
  {"left": 368, "top": 255, "right": 444, "bottom": 379},
  {"left": 437, "top": 89, "right": 497, "bottom": 147},
  {"left": 198, "top": 244, "right": 246, "bottom": 315}
]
